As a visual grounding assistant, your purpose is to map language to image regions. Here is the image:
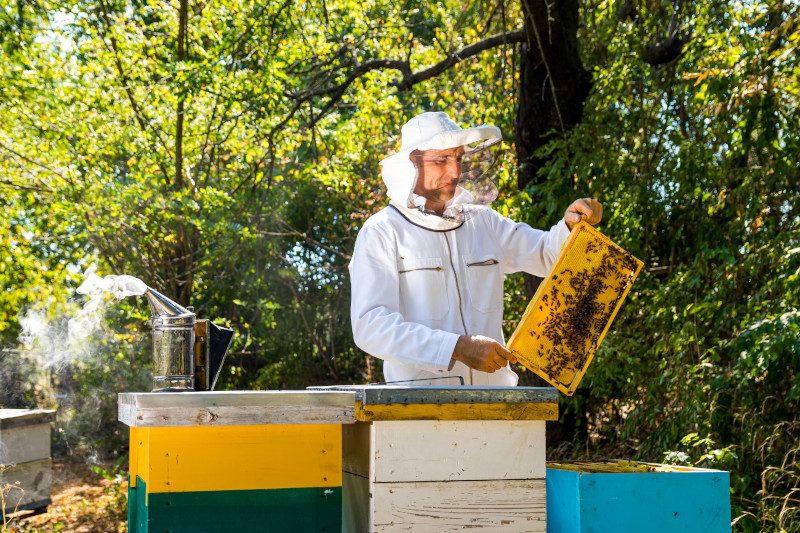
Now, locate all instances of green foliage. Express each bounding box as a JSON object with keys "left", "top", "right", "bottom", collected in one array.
[
  {"left": 517, "top": 2, "right": 800, "bottom": 531},
  {"left": 90, "top": 455, "right": 128, "bottom": 513},
  {"left": 1, "top": 0, "right": 798, "bottom": 530}
]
